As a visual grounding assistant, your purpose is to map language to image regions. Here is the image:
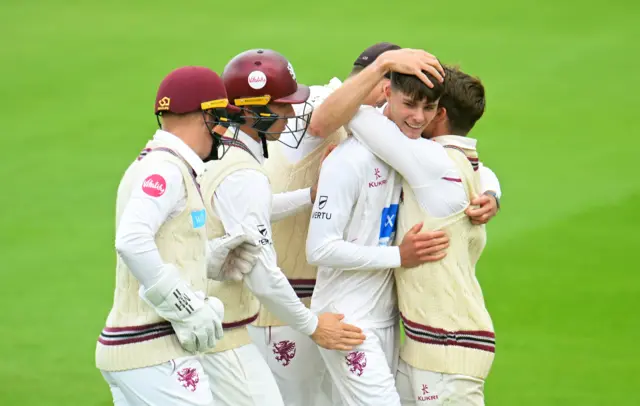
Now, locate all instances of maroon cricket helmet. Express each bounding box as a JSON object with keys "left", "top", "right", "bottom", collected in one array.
[
  {"left": 220, "top": 49, "right": 314, "bottom": 158},
  {"left": 154, "top": 66, "right": 240, "bottom": 115},
  {"left": 222, "top": 49, "right": 310, "bottom": 106}
]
